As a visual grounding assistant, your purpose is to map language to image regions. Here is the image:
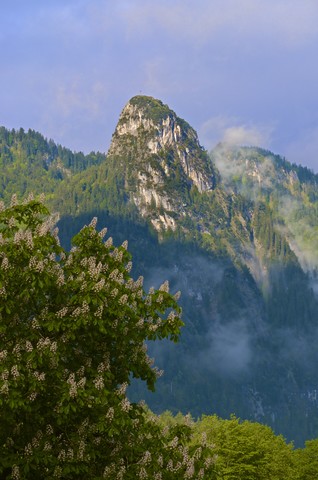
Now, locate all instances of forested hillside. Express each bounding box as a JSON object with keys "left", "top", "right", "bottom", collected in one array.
[
  {"left": 0, "top": 126, "right": 105, "bottom": 204},
  {"left": 0, "top": 197, "right": 317, "bottom": 478},
  {"left": 1, "top": 96, "right": 318, "bottom": 447}
]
